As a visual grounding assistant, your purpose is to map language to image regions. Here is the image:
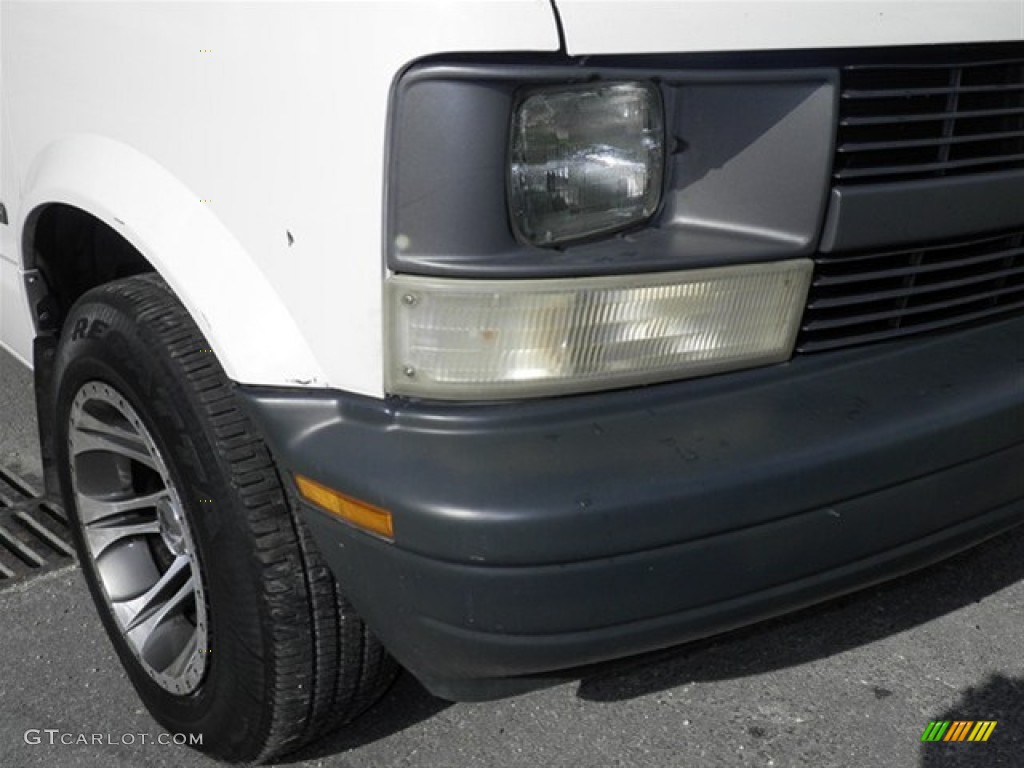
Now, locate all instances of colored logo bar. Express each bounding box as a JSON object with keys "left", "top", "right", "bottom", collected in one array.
[{"left": 921, "top": 721, "right": 997, "bottom": 742}]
